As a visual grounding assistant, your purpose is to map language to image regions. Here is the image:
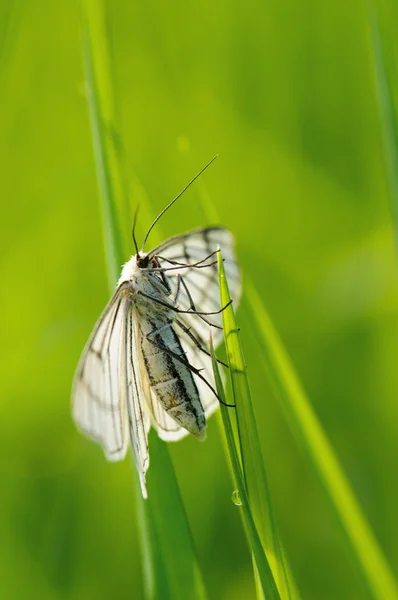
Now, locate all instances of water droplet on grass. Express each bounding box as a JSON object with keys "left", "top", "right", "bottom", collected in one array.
[{"left": 231, "top": 489, "right": 242, "bottom": 506}]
